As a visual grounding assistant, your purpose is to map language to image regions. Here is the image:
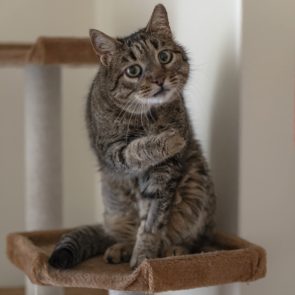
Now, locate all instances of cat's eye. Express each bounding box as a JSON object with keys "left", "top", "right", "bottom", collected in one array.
[
  {"left": 158, "top": 50, "right": 173, "bottom": 64},
  {"left": 125, "top": 64, "right": 142, "bottom": 78}
]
